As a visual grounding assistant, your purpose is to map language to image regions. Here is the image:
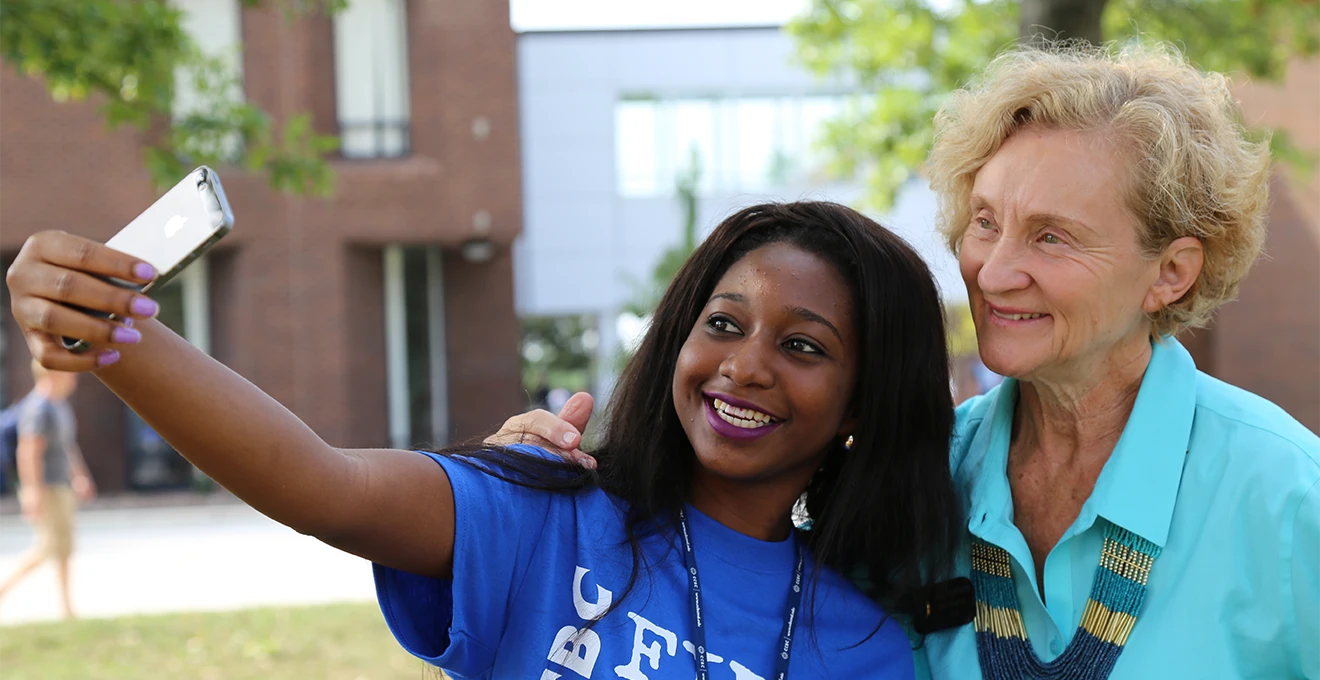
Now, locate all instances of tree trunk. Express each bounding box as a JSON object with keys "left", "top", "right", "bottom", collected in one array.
[{"left": 1019, "top": 0, "right": 1110, "bottom": 46}]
